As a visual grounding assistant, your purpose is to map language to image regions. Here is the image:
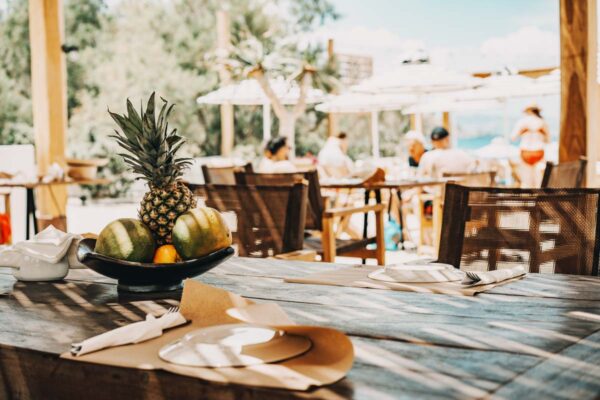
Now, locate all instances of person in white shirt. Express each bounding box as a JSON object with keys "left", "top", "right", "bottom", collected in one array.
[
  {"left": 418, "top": 127, "right": 475, "bottom": 179},
  {"left": 257, "top": 137, "right": 297, "bottom": 173},
  {"left": 511, "top": 104, "right": 550, "bottom": 187},
  {"left": 317, "top": 132, "right": 355, "bottom": 178}
]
